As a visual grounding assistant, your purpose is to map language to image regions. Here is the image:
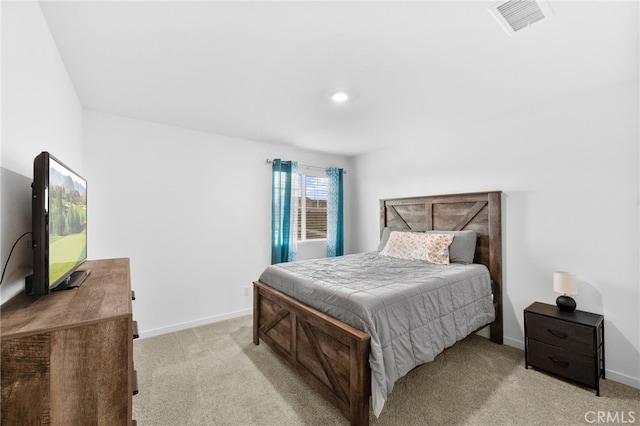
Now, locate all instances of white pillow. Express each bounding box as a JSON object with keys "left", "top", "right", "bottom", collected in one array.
[{"left": 379, "top": 231, "right": 454, "bottom": 264}]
